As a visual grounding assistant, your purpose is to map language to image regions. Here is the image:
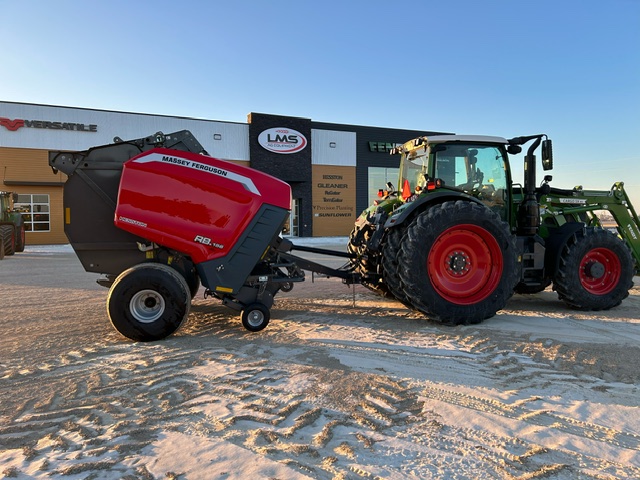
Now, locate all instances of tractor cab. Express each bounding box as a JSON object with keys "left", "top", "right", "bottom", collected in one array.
[{"left": 394, "top": 135, "right": 513, "bottom": 220}]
